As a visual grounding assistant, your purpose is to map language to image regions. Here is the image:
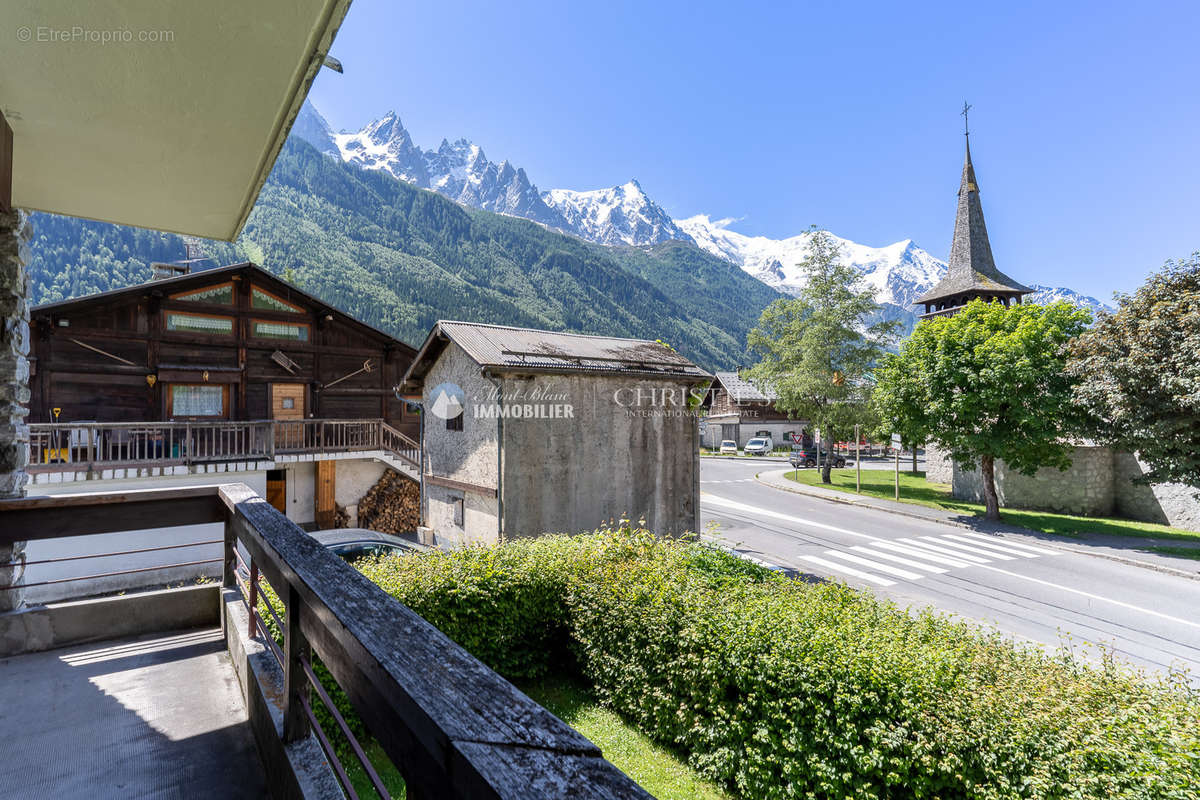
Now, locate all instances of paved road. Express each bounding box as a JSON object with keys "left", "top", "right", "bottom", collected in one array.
[{"left": 700, "top": 458, "right": 1200, "bottom": 680}]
